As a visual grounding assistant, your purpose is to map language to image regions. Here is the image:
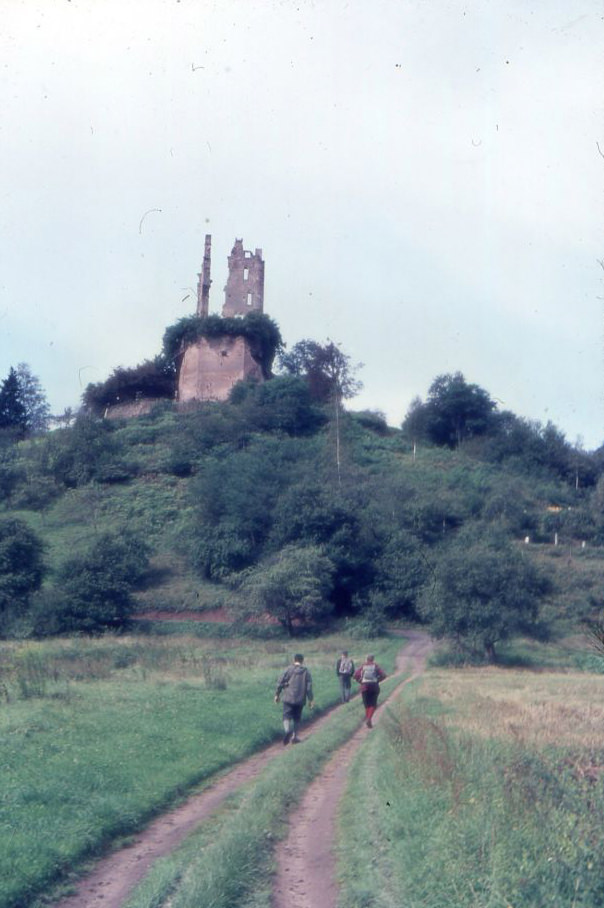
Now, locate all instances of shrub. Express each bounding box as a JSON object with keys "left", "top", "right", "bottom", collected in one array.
[
  {"left": 37, "top": 532, "right": 151, "bottom": 634},
  {"left": 0, "top": 517, "right": 46, "bottom": 626}
]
